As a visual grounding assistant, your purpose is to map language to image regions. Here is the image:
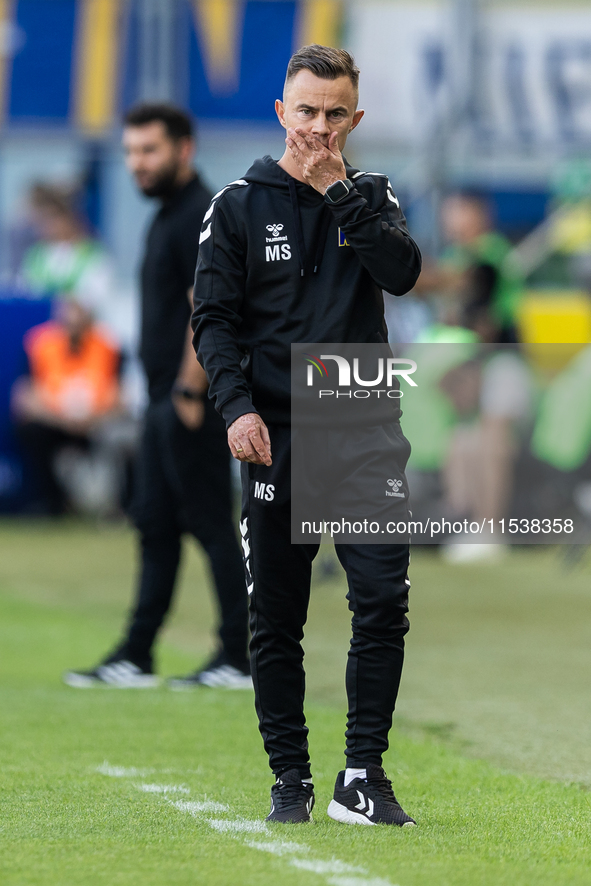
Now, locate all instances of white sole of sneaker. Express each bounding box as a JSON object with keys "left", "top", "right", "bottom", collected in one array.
[
  {"left": 327, "top": 799, "right": 375, "bottom": 825},
  {"left": 104, "top": 677, "right": 160, "bottom": 688},
  {"left": 327, "top": 800, "right": 416, "bottom": 827},
  {"left": 62, "top": 672, "right": 160, "bottom": 689},
  {"left": 198, "top": 675, "right": 254, "bottom": 690},
  {"left": 62, "top": 673, "right": 103, "bottom": 688}
]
